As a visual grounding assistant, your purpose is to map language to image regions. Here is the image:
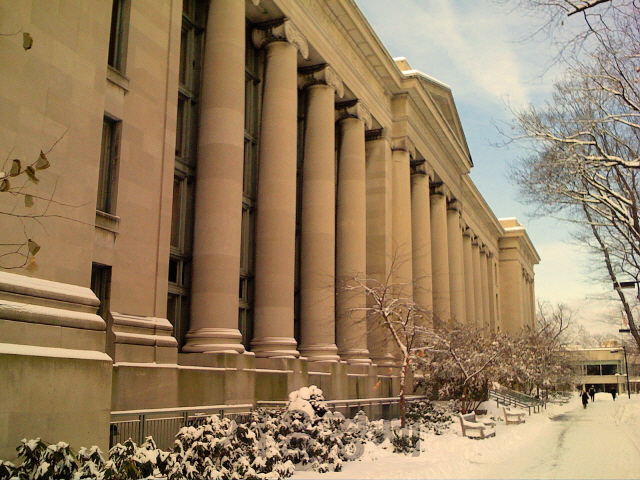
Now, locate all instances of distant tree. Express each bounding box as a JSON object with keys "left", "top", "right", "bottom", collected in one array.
[{"left": 513, "top": 301, "right": 577, "bottom": 397}]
